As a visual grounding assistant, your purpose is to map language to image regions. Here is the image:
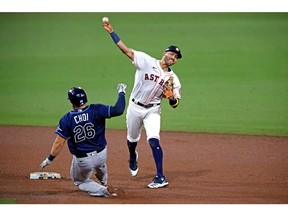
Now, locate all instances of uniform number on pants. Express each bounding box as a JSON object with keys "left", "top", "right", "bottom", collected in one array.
[{"left": 73, "top": 123, "right": 96, "bottom": 143}]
